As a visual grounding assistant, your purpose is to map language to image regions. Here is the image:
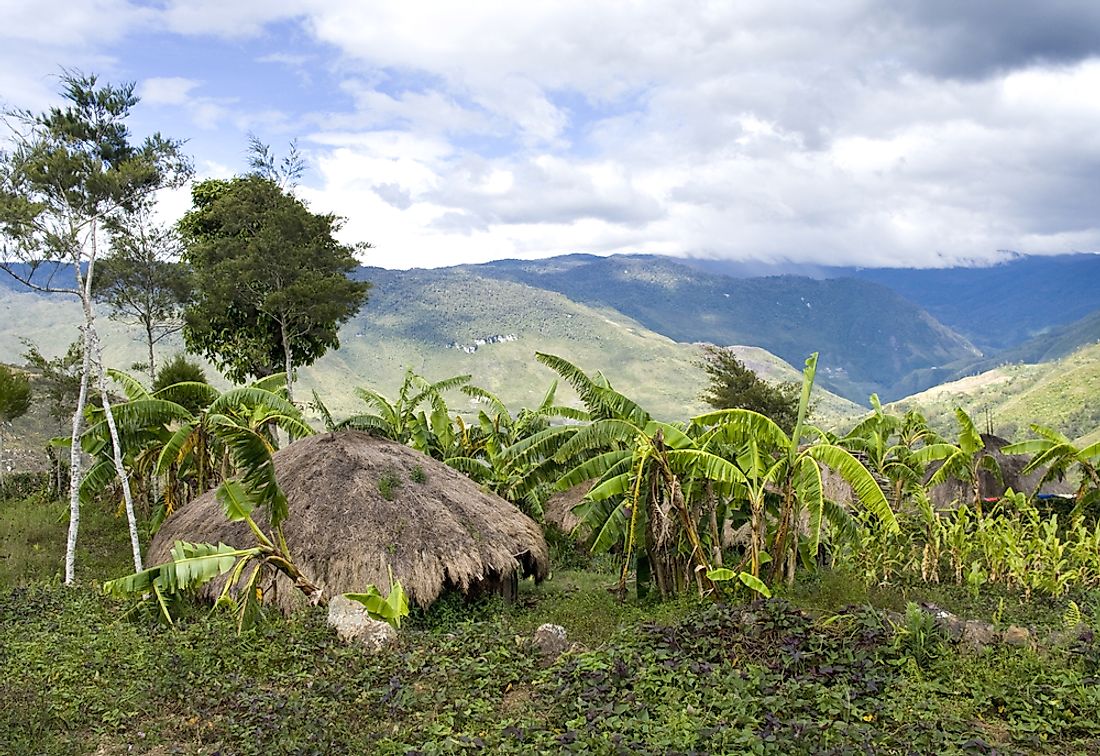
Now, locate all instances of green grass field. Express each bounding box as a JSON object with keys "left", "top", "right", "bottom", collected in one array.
[{"left": 3, "top": 493, "right": 1100, "bottom": 755}]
